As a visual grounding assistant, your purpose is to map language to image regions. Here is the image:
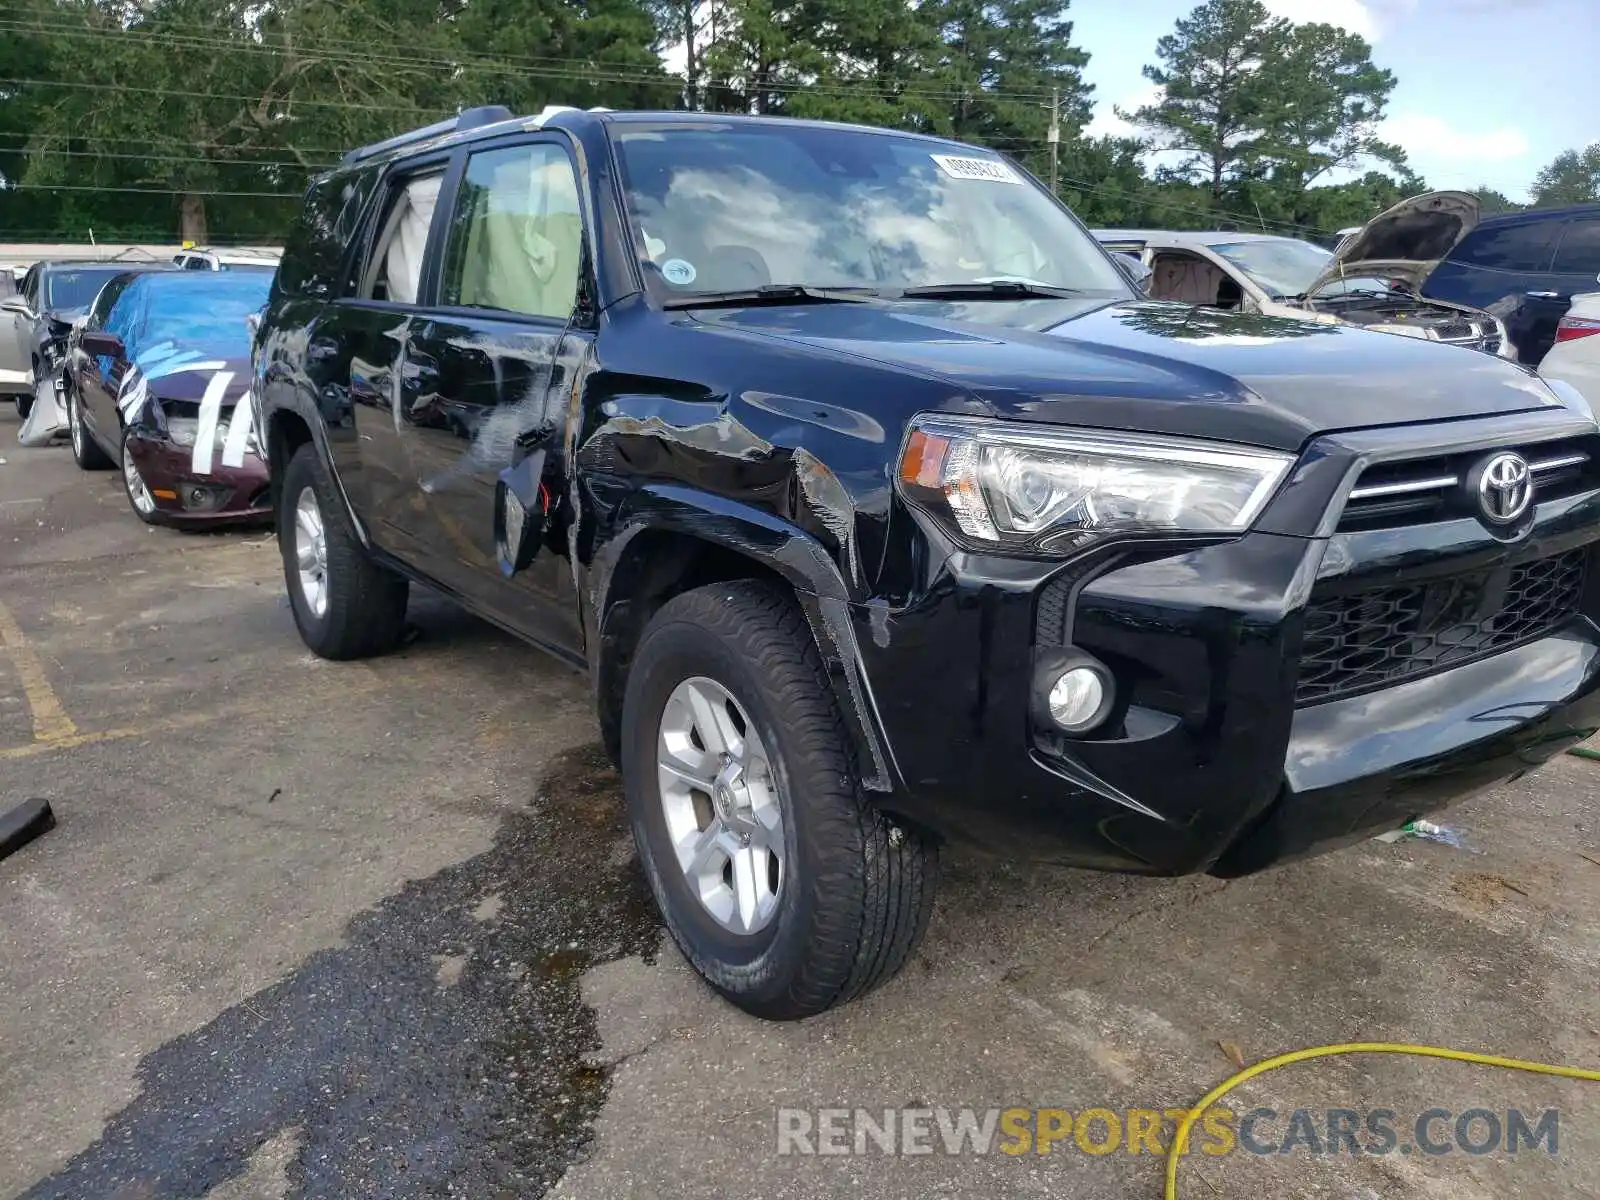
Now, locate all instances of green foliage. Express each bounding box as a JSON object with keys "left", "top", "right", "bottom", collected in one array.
[
  {"left": 0, "top": 0, "right": 1577, "bottom": 247},
  {"left": 1531, "top": 144, "right": 1600, "bottom": 208}
]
